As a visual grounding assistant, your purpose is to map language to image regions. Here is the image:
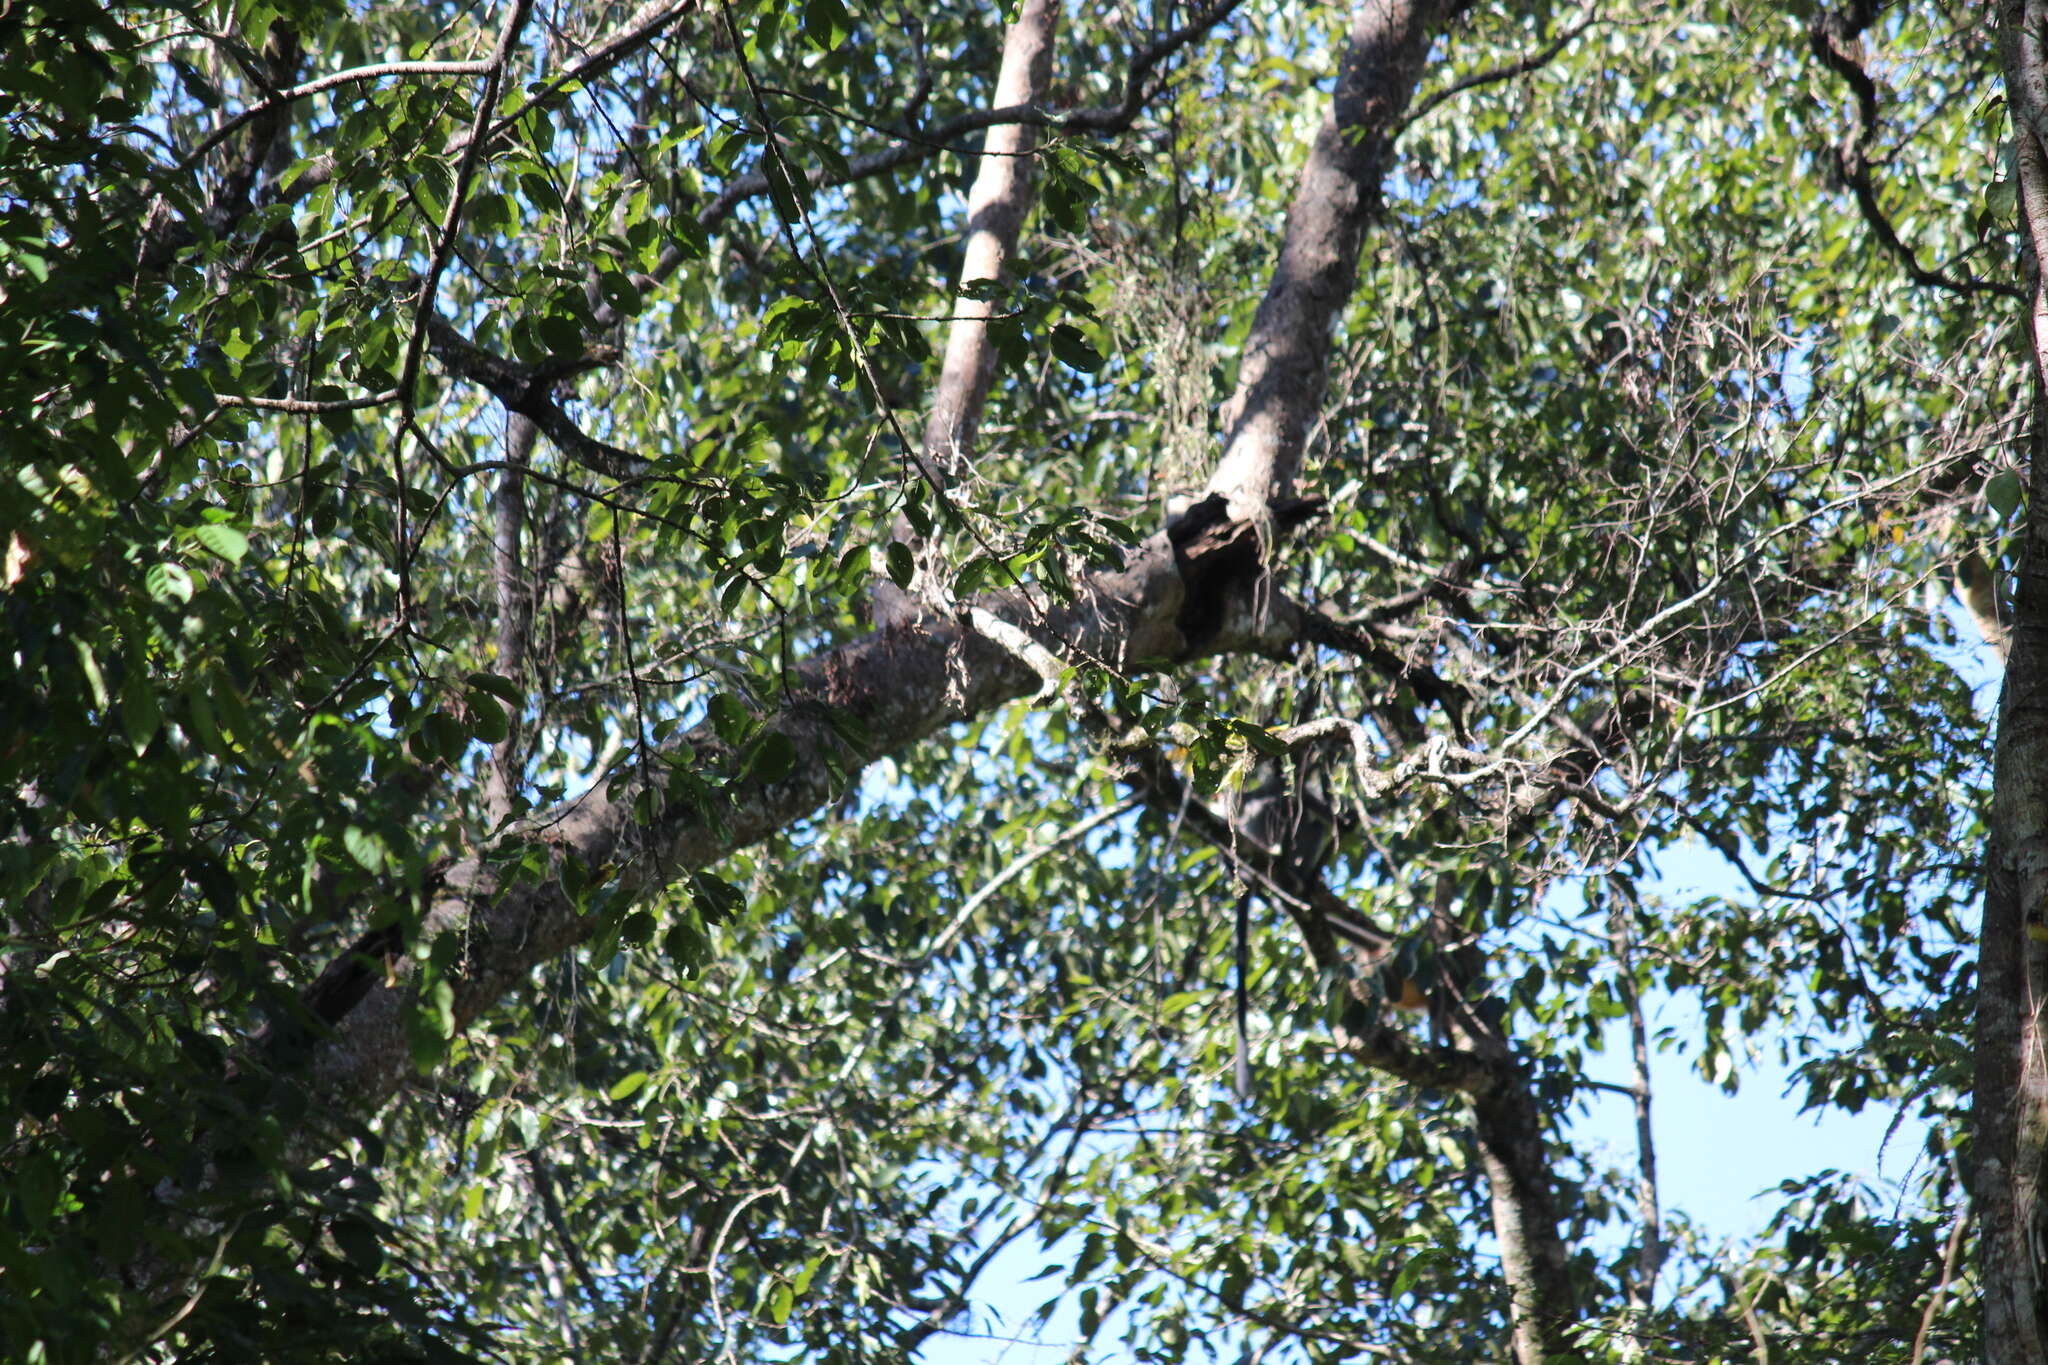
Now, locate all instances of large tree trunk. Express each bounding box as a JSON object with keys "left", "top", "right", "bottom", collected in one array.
[
  {"left": 1467, "top": 1029, "right": 1582, "bottom": 1365},
  {"left": 304, "top": 519, "right": 1293, "bottom": 1114},
  {"left": 1980, "top": 3, "right": 2048, "bottom": 1357}
]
